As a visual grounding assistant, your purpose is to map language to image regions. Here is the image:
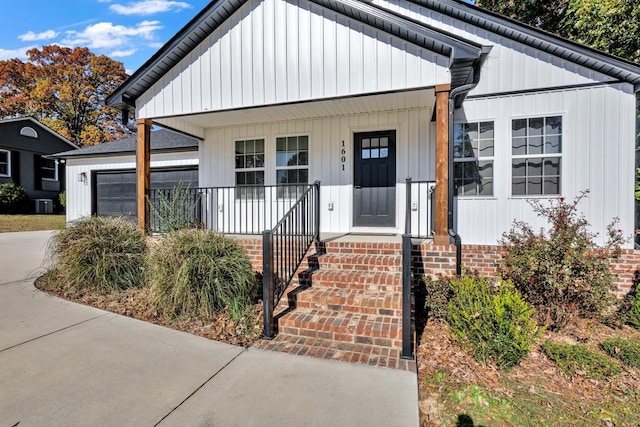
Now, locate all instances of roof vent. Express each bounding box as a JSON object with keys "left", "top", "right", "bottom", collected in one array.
[{"left": 20, "top": 126, "right": 38, "bottom": 139}]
